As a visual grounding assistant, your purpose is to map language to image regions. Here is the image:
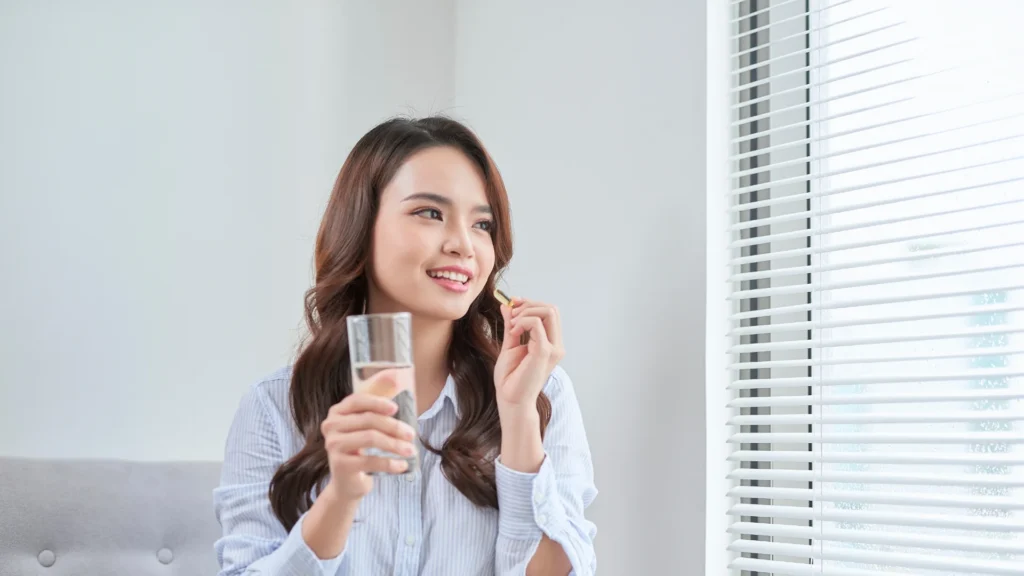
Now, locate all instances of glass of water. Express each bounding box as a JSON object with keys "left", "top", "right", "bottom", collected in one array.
[{"left": 346, "top": 312, "right": 418, "bottom": 474}]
